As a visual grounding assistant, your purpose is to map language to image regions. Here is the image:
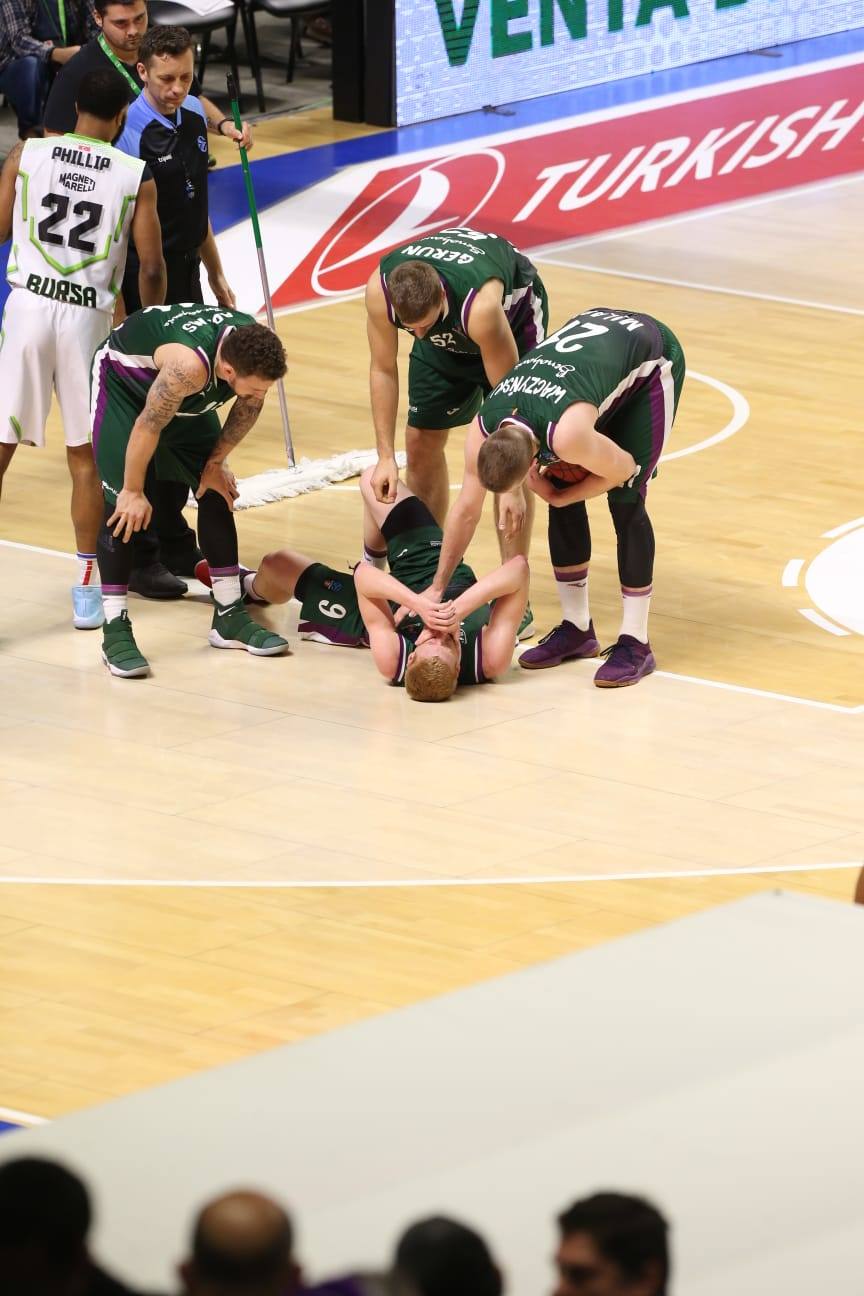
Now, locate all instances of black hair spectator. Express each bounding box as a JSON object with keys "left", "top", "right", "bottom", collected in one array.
[
  {"left": 0, "top": 1155, "right": 155, "bottom": 1296},
  {"left": 0, "top": 0, "right": 91, "bottom": 137},
  {"left": 394, "top": 1216, "right": 503, "bottom": 1296},
  {"left": 554, "top": 1192, "right": 669, "bottom": 1296}
]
